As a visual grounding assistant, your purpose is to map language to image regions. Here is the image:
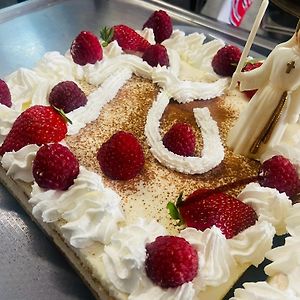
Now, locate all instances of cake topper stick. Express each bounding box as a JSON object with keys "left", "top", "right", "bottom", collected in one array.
[{"left": 229, "top": 0, "right": 269, "bottom": 90}]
